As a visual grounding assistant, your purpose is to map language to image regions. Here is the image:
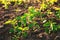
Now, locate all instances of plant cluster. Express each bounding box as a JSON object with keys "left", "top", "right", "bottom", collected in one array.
[
  {"left": 0, "top": 0, "right": 23, "bottom": 9},
  {"left": 0, "top": 0, "right": 58, "bottom": 9},
  {"left": 4, "top": 6, "right": 41, "bottom": 39},
  {"left": 5, "top": 7, "right": 60, "bottom": 39},
  {"left": 4, "top": 0, "right": 60, "bottom": 40}
]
